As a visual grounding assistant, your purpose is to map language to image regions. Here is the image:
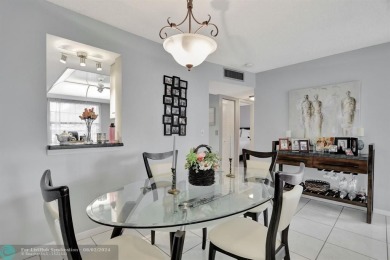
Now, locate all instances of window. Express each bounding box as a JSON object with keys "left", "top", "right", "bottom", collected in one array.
[{"left": 48, "top": 99, "right": 101, "bottom": 144}]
